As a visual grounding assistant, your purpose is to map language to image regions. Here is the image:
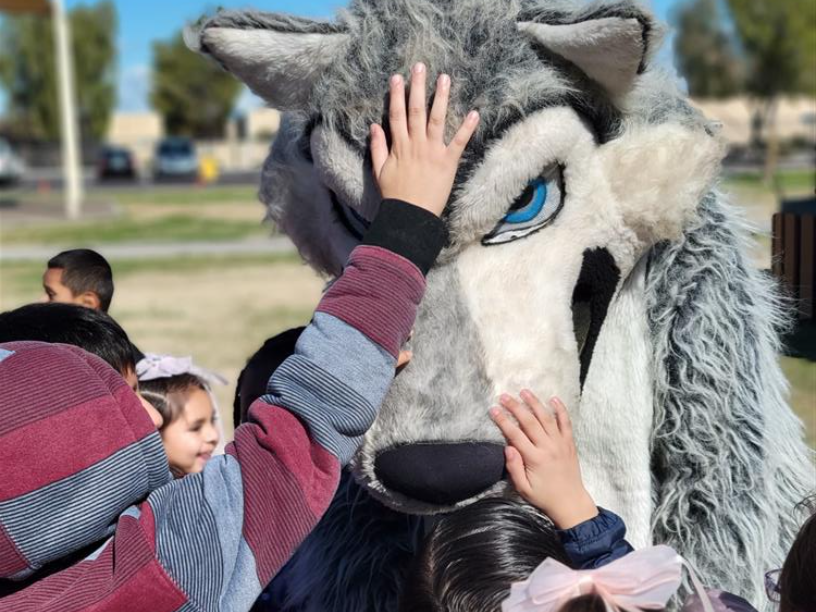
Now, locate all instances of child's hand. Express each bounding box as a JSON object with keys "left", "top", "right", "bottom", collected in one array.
[
  {"left": 490, "top": 391, "right": 599, "bottom": 530},
  {"left": 370, "top": 63, "right": 480, "bottom": 217}
]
